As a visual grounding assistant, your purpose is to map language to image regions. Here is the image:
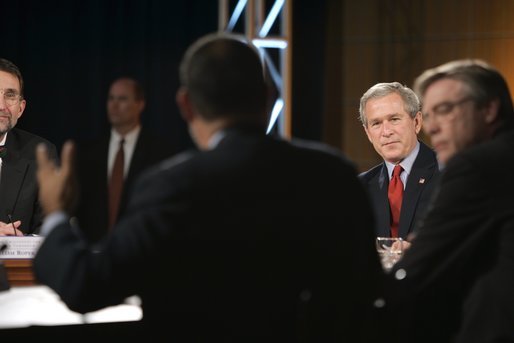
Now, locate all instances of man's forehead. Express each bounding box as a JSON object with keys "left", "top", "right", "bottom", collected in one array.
[{"left": 0, "top": 70, "right": 21, "bottom": 90}]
